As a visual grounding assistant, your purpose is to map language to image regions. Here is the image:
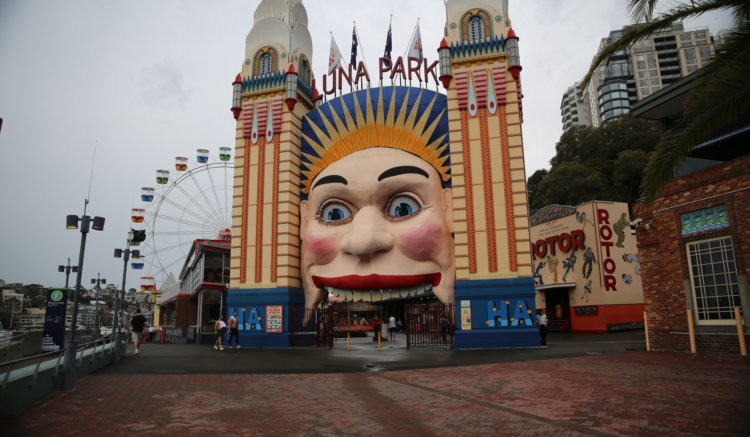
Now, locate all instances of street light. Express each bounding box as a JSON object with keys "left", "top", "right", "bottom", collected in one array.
[
  {"left": 58, "top": 258, "right": 78, "bottom": 289},
  {"left": 90, "top": 274, "right": 106, "bottom": 337},
  {"left": 113, "top": 228, "right": 145, "bottom": 362},
  {"left": 61, "top": 200, "right": 105, "bottom": 391}
]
